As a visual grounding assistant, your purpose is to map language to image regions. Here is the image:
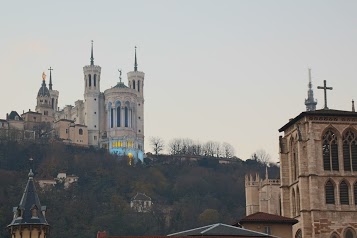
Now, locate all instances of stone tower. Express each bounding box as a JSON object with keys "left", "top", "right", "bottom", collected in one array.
[
  {"left": 48, "top": 67, "right": 59, "bottom": 114},
  {"left": 245, "top": 168, "right": 281, "bottom": 216},
  {"left": 279, "top": 109, "right": 357, "bottom": 238},
  {"left": 305, "top": 68, "right": 317, "bottom": 111},
  {"left": 36, "top": 72, "right": 55, "bottom": 122},
  {"left": 127, "top": 47, "right": 145, "bottom": 152},
  {"left": 7, "top": 169, "right": 50, "bottom": 238},
  {"left": 83, "top": 41, "right": 101, "bottom": 146}
]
